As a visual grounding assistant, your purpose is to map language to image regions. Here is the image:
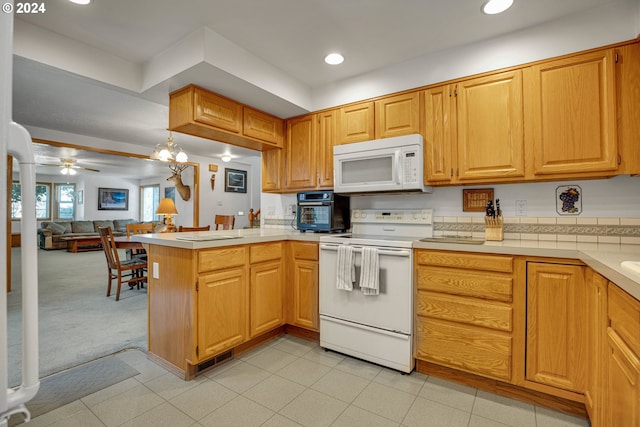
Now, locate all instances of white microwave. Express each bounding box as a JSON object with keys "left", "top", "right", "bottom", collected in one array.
[{"left": 333, "top": 134, "right": 432, "bottom": 194}]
